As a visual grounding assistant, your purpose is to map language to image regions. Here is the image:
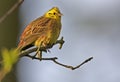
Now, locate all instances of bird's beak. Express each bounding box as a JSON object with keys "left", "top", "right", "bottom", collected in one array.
[{"left": 58, "top": 13, "right": 63, "bottom": 16}]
